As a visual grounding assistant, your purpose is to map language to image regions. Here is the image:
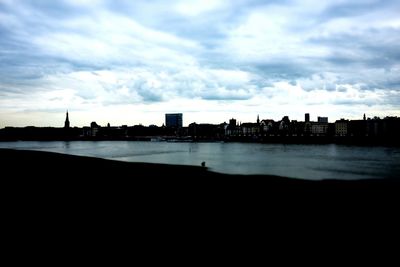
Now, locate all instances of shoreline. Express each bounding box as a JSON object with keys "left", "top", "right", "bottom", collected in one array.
[
  {"left": 2, "top": 148, "right": 399, "bottom": 184},
  {"left": 1, "top": 137, "right": 399, "bottom": 147},
  {"left": 2, "top": 148, "right": 400, "bottom": 215},
  {"left": 2, "top": 148, "right": 399, "bottom": 208}
]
